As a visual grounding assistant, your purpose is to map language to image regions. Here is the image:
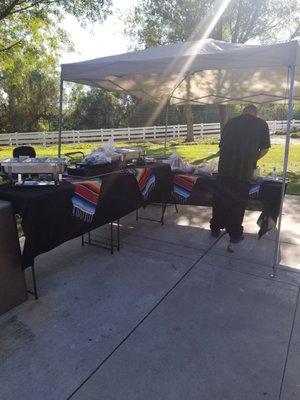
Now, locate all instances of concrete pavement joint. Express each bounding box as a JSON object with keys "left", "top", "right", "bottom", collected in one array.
[
  {"left": 242, "top": 231, "right": 299, "bottom": 247},
  {"left": 93, "top": 228, "right": 213, "bottom": 256},
  {"left": 202, "top": 255, "right": 300, "bottom": 289},
  {"left": 121, "top": 240, "right": 197, "bottom": 261},
  {"left": 88, "top": 234, "right": 197, "bottom": 261},
  {"left": 65, "top": 234, "right": 225, "bottom": 400},
  {"left": 208, "top": 243, "right": 300, "bottom": 274},
  {"left": 118, "top": 226, "right": 216, "bottom": 251},
  {"left": 279, "top": 288, "right": 300, "bottom": 400}
]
